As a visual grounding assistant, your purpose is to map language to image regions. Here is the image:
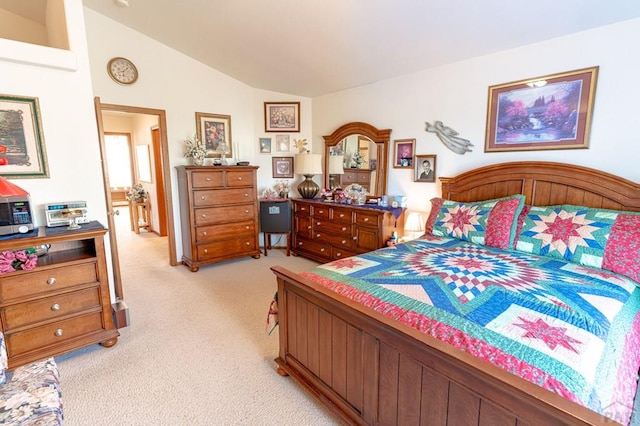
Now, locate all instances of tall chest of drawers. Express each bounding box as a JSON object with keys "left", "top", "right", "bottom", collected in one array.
[
  {"left": 291, "top": 199, "right": 404, "bottom": 263},
  {"left": 177, "top": 165, "right": 260, "bottom": 271},
  {"left": 0, "top": 222, "right": 119, "bottom": 369}
]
